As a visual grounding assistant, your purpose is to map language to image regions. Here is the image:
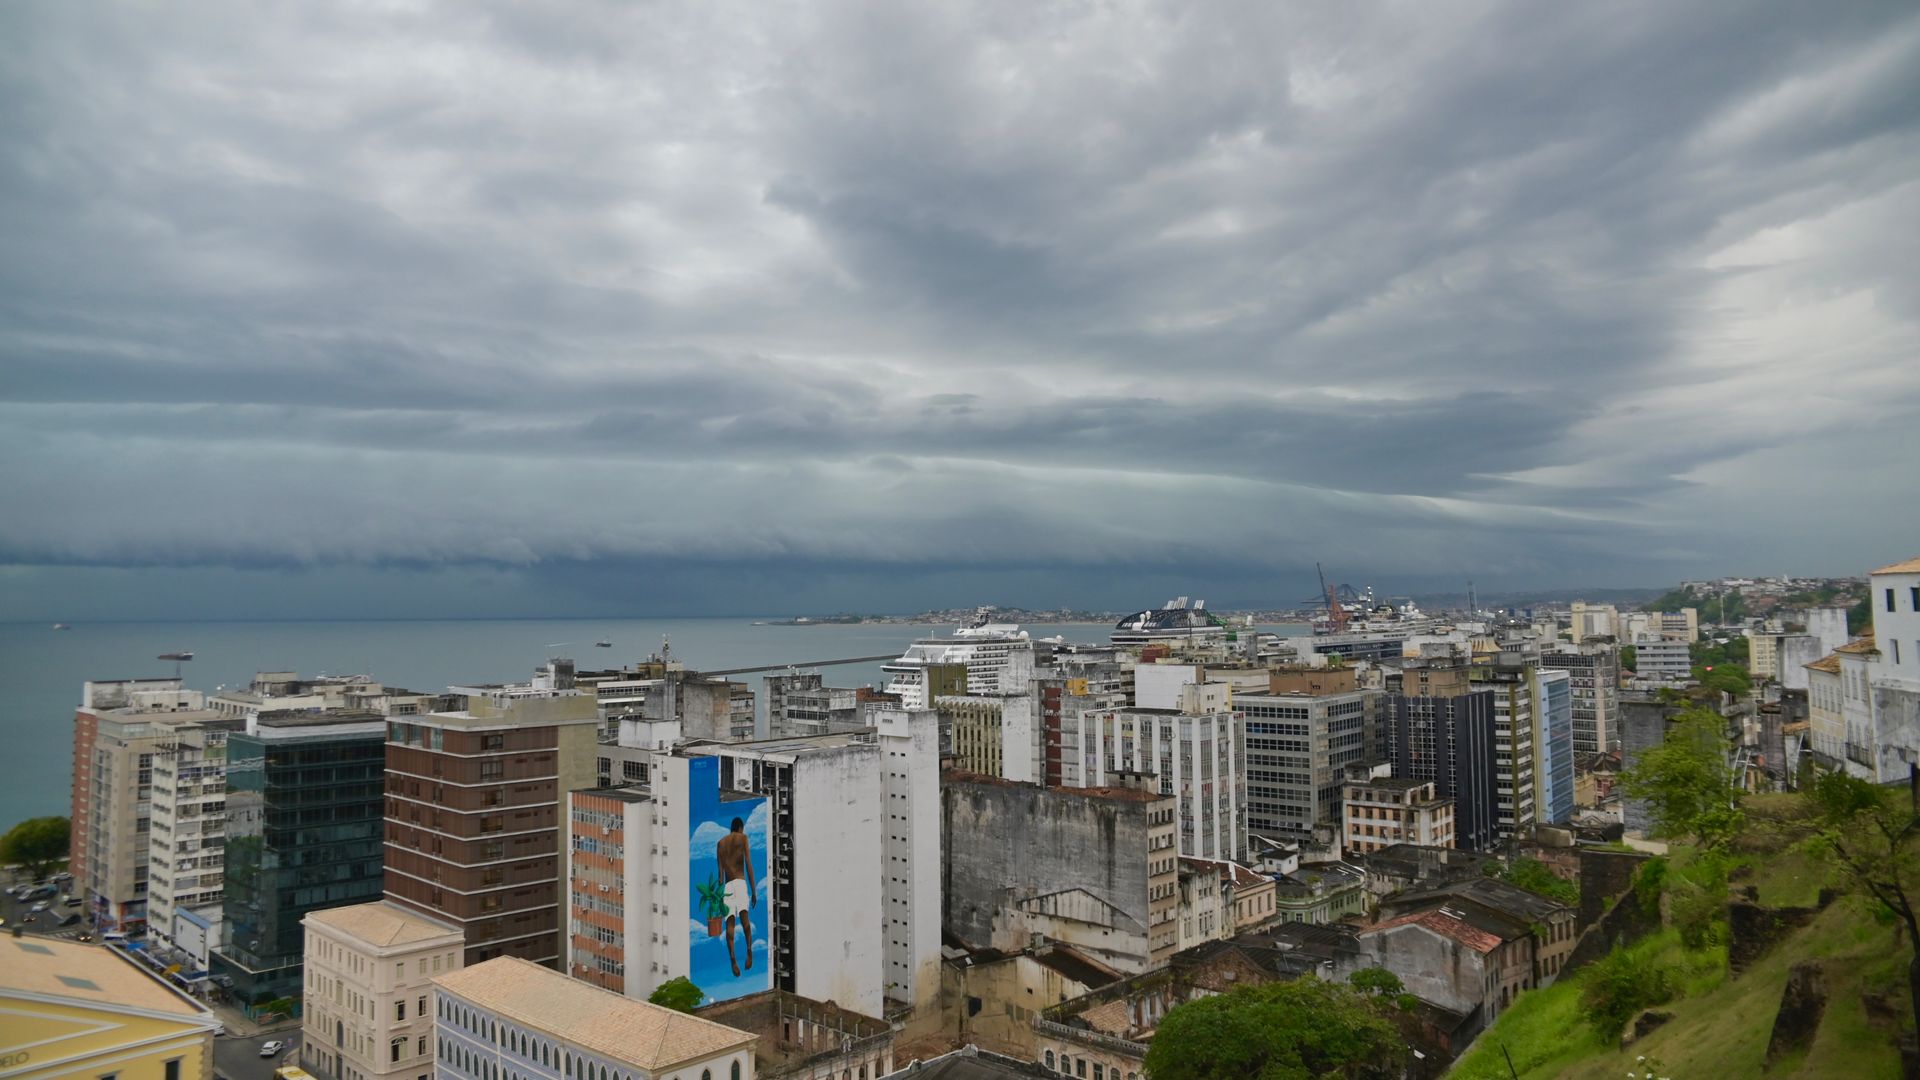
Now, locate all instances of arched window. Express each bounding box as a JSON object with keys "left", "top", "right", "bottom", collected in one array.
[
  {"left": 731, "top": 1065, "right": 741, "bottom": 1080},
  {"left": 701, "top": 1071, "right": 711, "bottom": 1080},
  {"left": 1044, "top": 1051, "right": 1055, "bottom": 1069}
]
